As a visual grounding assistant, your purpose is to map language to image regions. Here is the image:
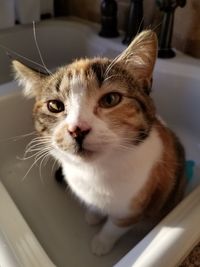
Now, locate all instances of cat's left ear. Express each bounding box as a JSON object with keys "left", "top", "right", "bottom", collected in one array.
[
  {"left": 12, "top": 60, "right": 47, "bottom": 98},
  {"left": 117, "top": 30, "right": 157, "bottom": 92}
]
